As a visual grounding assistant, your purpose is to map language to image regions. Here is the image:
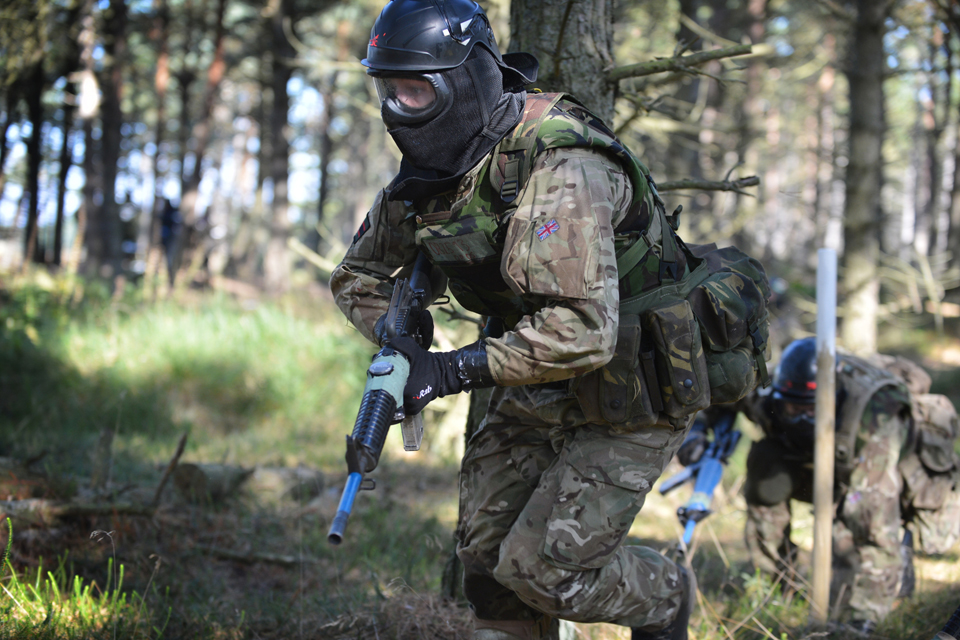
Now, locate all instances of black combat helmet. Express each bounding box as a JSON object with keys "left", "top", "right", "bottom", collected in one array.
[
  {"left": 362, "top": 0, "right": 537, "bottom": 83},
  {"left": 772, "top": 337, "right": 818, "bottom": 402},
  {"left": 771, "top": 337, "right": 820, "bottom": 438},
  {"left": 362, "top": 0, "right": 536, "bottom": 126},
  {"left": 361, "top": 0, "right": 539, "bottom": 182}
]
